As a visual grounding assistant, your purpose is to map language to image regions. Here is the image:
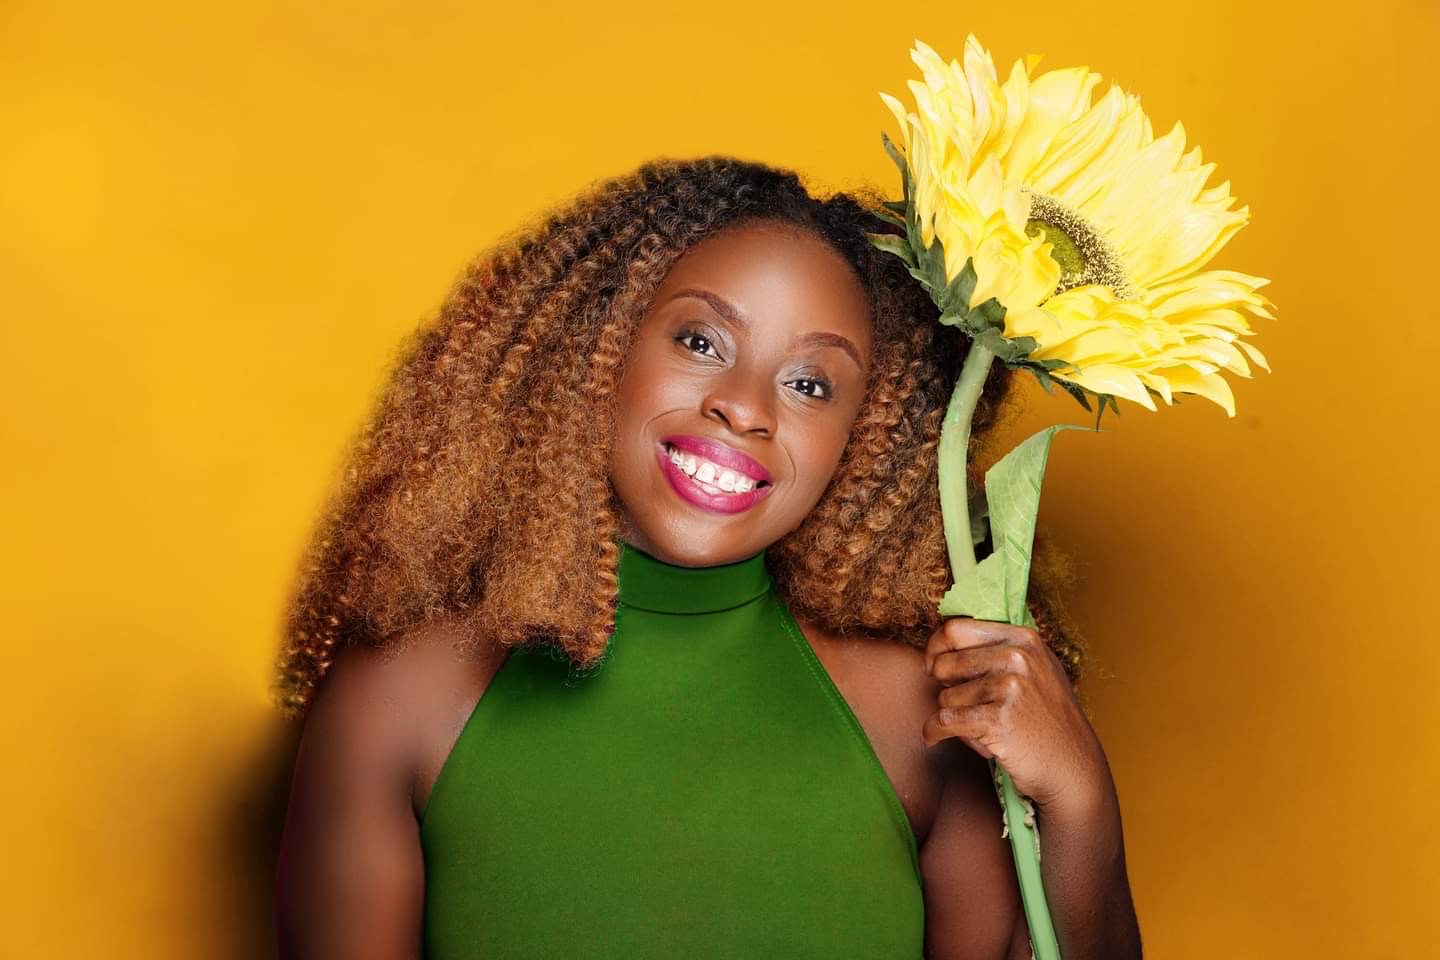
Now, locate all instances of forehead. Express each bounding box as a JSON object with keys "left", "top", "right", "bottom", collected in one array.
[{"left": 651, "top": 222, "right": 873, "bottom": 343}]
